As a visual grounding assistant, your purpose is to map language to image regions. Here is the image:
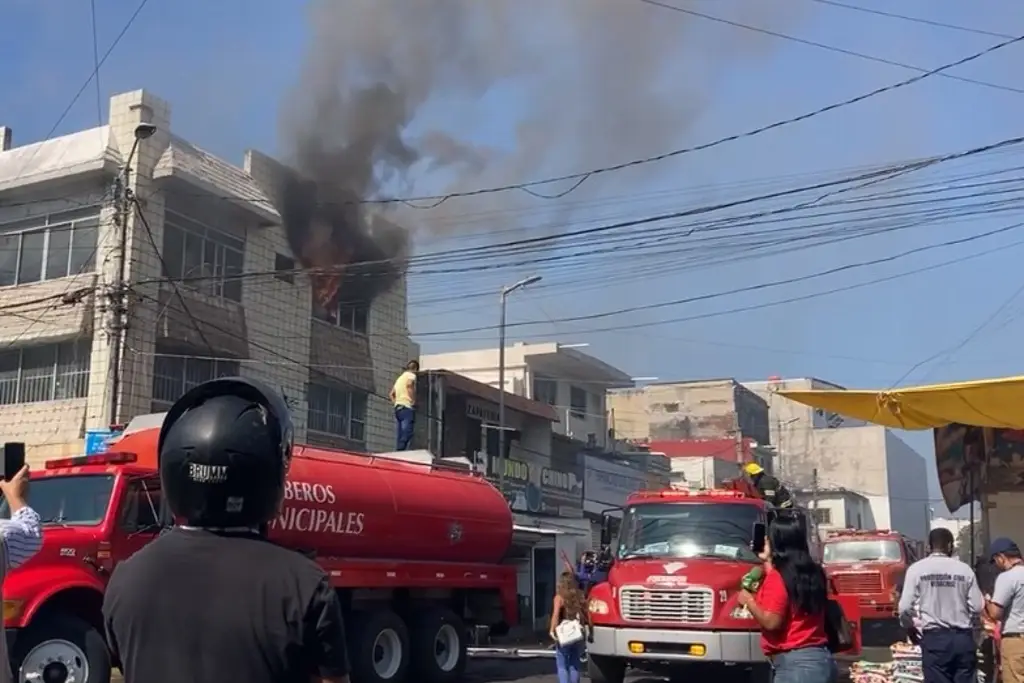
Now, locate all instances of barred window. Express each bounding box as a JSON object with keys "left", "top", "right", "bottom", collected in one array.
[
  {"left": 151, "top": 354, "right": 240, "bottom": 411},
  {"left": 0, "top": 339, "right": 91, "bottom": 405},
  {"left": 307, "top": 383, "right": 368, "bottom": 443}
]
